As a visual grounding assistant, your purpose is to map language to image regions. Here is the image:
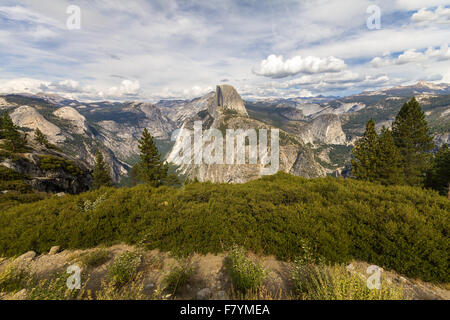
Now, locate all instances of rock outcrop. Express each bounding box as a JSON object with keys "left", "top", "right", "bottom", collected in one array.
[
  {"left": 297, "top": 114, "right": 346, "bottom": 145},
  {"left": 167, "top": 84, "right": 327, "bottom": 182},
  {"left": 10, "top": 106, "right": 65, "bottom": 143},
  {"left": 208, "top": 85, "right": 248, "bottom": 118},
  {"left": 53, "top": 107, "right": 89, "bottom": 135}
]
